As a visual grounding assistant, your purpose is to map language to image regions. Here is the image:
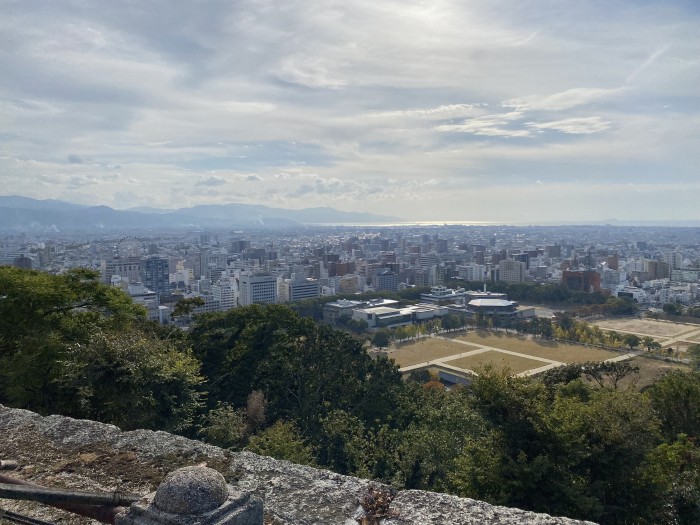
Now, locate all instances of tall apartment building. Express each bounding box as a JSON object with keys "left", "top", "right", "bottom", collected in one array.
[
  {"left": 338, "top": 274, "right": 357, "bottom": 294},
  {"left": 142, "top": 256, "right": 170, "bottom": 298},
  {"left": 211, "top": 278, "right": 237, "bottom": 310},
  {"left": 664, "top": 251, "right": 684, "bottom": 270},
  {"left": 458, "top": 263, "right": 488, "bottom": 282},
  {"left": 374, "top": 268, "right": 398, "bottom": 292},
  {"left": 239, "top": 272, "right": 277, "bottom": 306},
  {"left": 645, "top": 260, "right": 670, "bottom": 280},
  {"left": 498, "top": 259, "right": 526, "bottom": 283},
  {"left": 419, "top": 253, "right": 439, "bottom": 268}
]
